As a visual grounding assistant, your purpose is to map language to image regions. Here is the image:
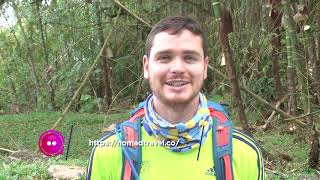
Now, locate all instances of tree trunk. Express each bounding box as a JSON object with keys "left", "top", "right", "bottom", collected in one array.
[
  {"left": 317, "top": 0, "right": 320, "bottom": 98},
  {"left": 282, "top": 0, "right": 298, "bottom": 116},
  {"left": 212, "top": 1, "right": 251, "bottom": 134},
  {"left": 283, "top": 0, "right": 319, "bottom": 168},
  {"left": 95, "top": 1, "right": 112, "bottom": 111},
  {"left": 179, "top": 0, "right": 183, "bottom": 14},
  {"left": 5, "top": 63, "right": 20, "bottom": 113},
  {"left": 298, "top": 0, "right": 320, "bottom": 168},
  {"left": 308, "top": 123, "right": 319, "bottom": 168},
  {"left": 306, "top": 28, "right": 320, "bottom": 104},
  {"left": 266, "top": 0, "right": 284, "bottom": 102},
  {"left": 286, "top": 66, "right": 298, "bottom": 115},
  {"left": 35, "top": 0, "right": 56, "bottom": 110},
  {"left": 283, "top": 0, "right": 309, "bottom": 117},
  {"left": 300, "top": 1, "right": 320, "bottom": 105}
]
